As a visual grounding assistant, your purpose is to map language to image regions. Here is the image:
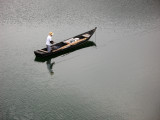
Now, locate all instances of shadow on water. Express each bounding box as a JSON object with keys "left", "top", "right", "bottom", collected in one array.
[
  {"left": 34, "top": 41, "right": 96, "bottom": 62},
  {"left": 46, "top": 59, "right": 55, "bottom": 75}
]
